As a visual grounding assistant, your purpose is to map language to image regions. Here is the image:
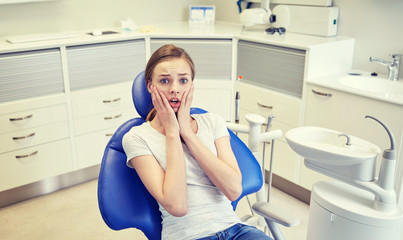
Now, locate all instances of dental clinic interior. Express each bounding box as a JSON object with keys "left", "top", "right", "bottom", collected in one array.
[{"left": 1, "top": 0, "right": 403, "bottom": 239}]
